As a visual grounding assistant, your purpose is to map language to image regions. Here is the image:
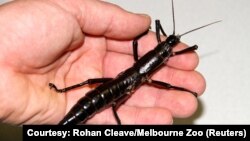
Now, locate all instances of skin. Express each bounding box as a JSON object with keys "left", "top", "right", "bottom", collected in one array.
[{"left": 0, "top": 0, "right": 205, "bottom": 125}]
